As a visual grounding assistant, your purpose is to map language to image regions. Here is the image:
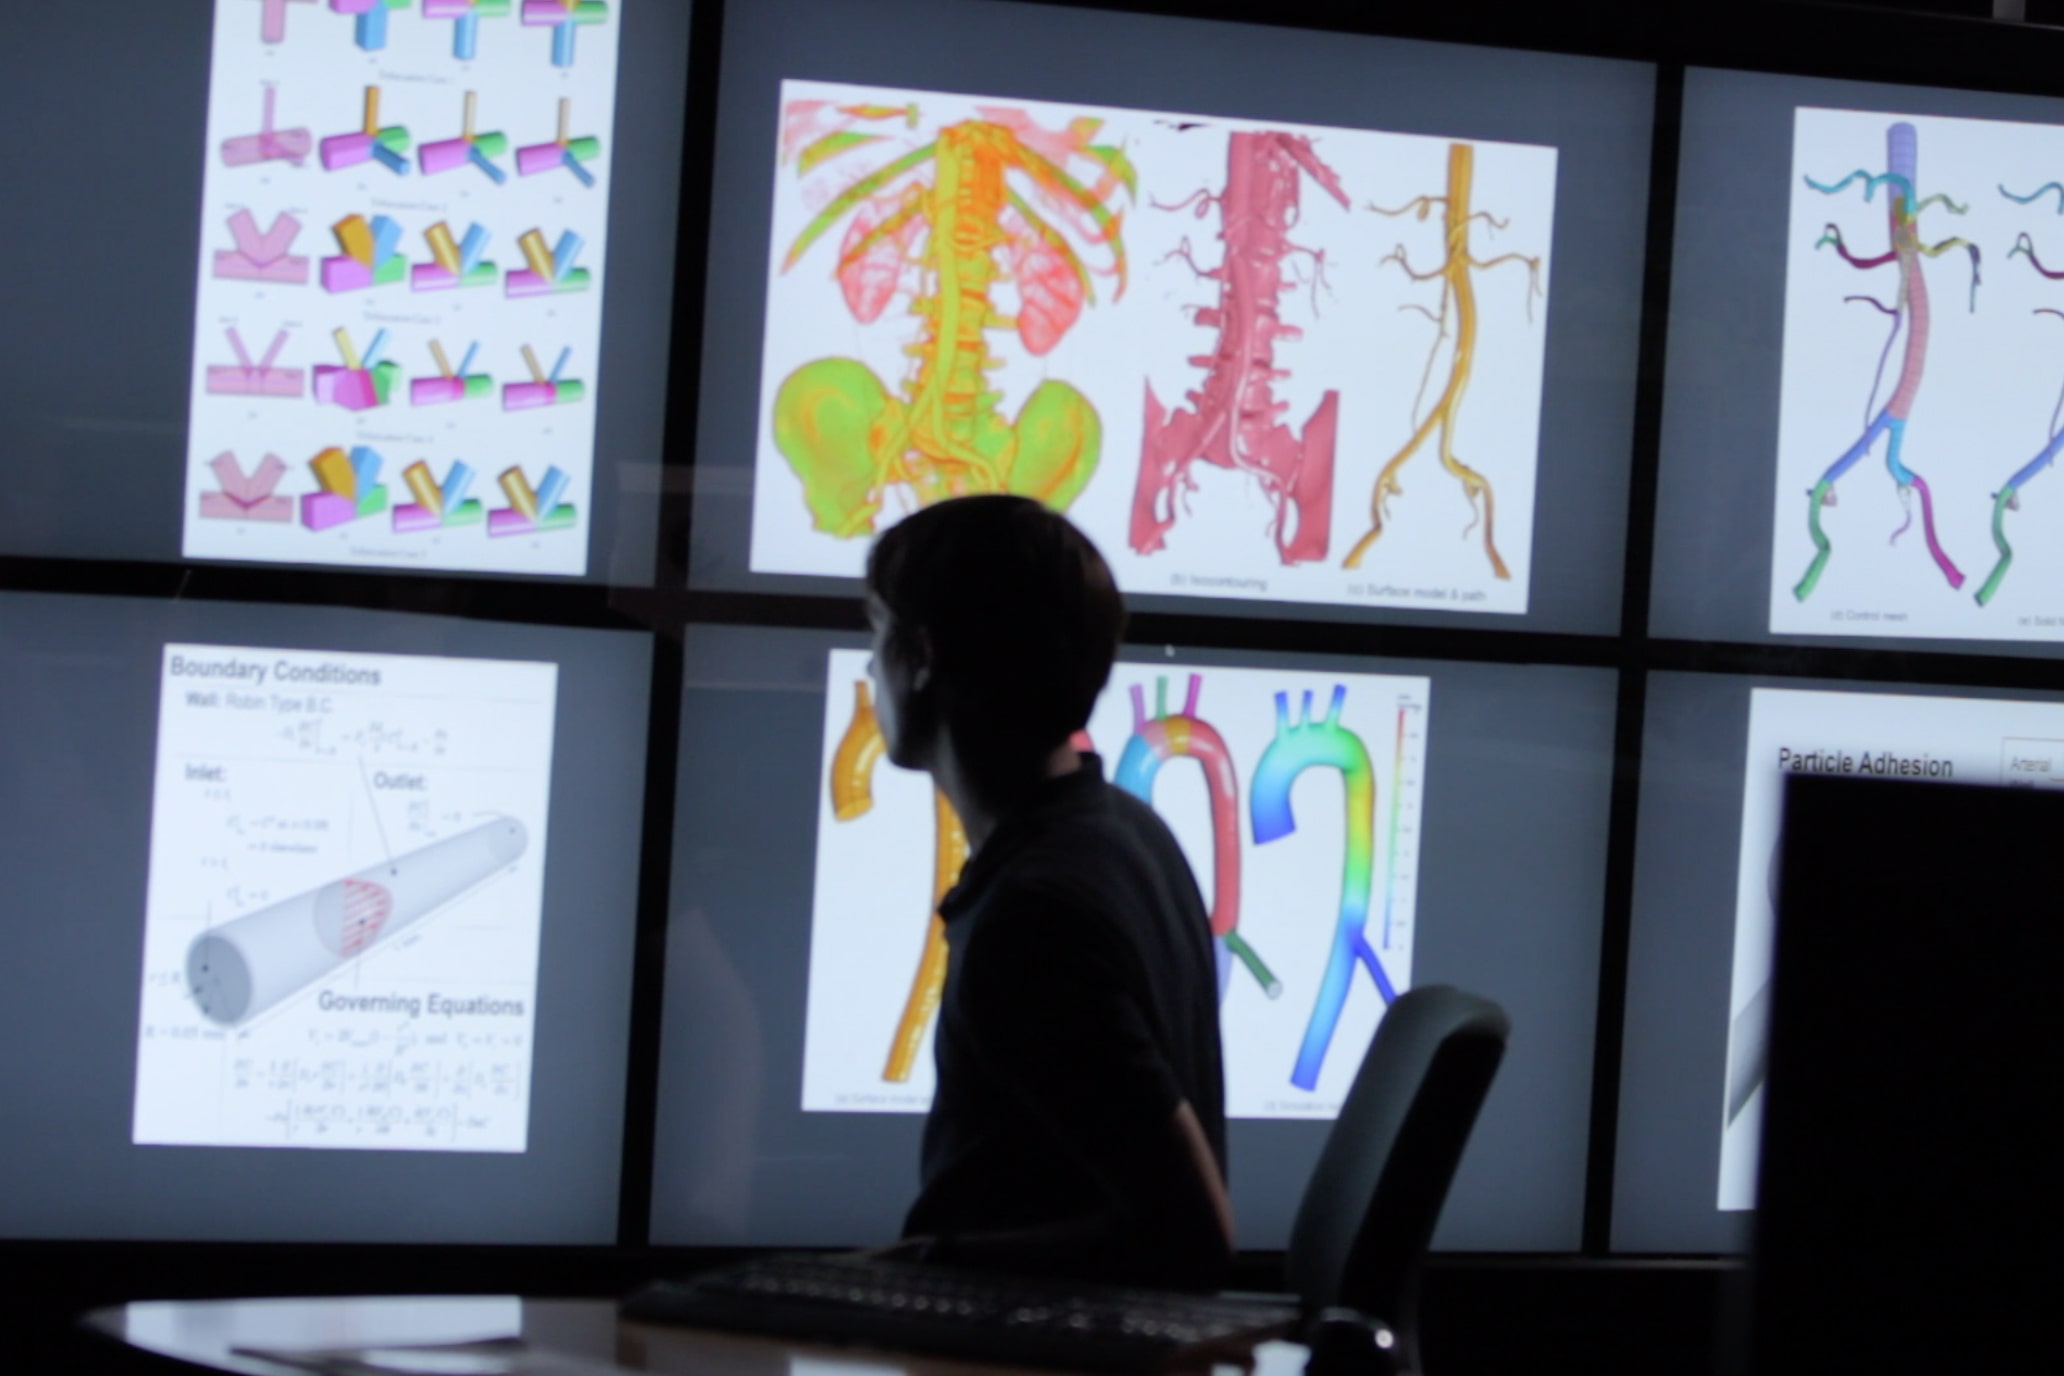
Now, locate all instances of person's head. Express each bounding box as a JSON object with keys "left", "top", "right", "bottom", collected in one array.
[{"left": 864, "top": 496, "right": 1124, "bottom": 790}]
